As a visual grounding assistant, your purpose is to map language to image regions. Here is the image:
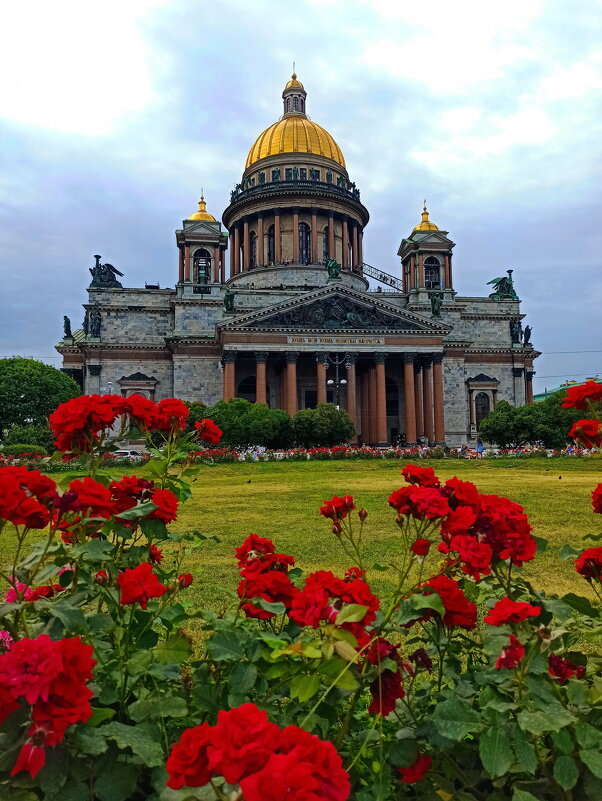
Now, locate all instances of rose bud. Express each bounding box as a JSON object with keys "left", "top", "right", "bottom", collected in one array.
[
  {"left": 358, "top": 508, "right": 368, "bottom": 521},
  {"left": 177, "top": 573, "right": 194, "bottom": 588},
  {"left": 95, "top": 569, "right": 109, "bottom": 585},
  {"left": 332, "top": 521, "right": 343, "bottom": 536}
]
